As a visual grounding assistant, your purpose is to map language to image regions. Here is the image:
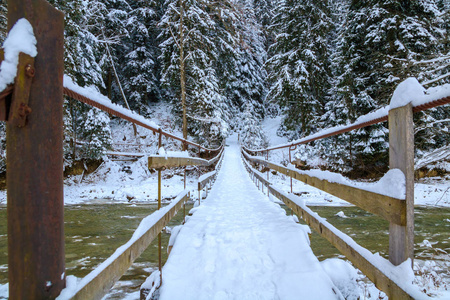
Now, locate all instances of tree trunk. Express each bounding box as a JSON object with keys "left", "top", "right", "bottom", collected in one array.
[{"left": 179, "top": 0, "right": 187, "bottom": 150}]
